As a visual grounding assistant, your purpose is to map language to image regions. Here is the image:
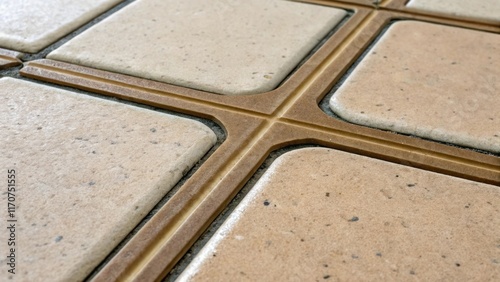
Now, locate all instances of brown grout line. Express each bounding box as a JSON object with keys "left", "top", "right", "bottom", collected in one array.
[
  {"left": 272, "top": 10, "right": 378, "bottom": 118},
  {"left": 382, "top": 0, "right": 500, "bottom": 29},
  {"left": 316, "top": 0, "right": 500, "bottom": 29},
  {"left": 0, "top": 48, "right": 22, "bottom": 69},
  {"left": 308, "top": 0, "right": 500, "bottom": 30},
  {"left": 280, "top": 117, "right": 500, "bottom": 182},
  {"left": 21, "top": 60, "right": 270, "bottom": 120}
]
